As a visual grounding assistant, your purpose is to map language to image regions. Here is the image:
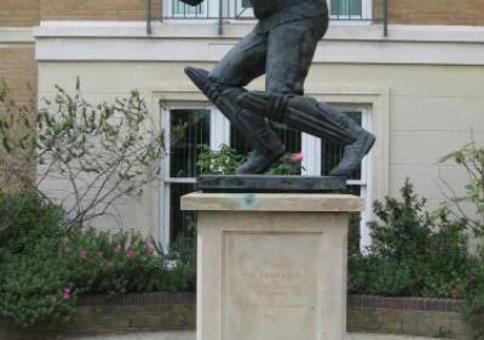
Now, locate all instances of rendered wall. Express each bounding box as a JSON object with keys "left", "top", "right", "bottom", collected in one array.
[{"left": 37, "top": 56, "right": 484, "bottom": 233}]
